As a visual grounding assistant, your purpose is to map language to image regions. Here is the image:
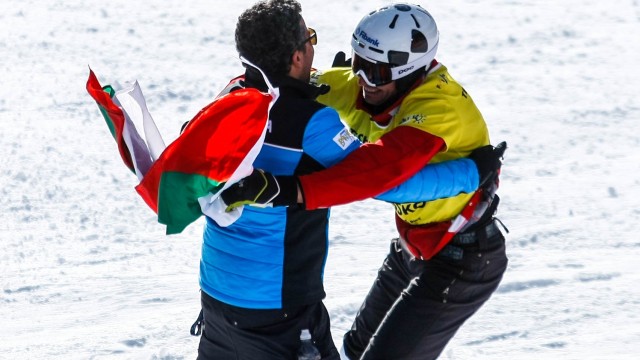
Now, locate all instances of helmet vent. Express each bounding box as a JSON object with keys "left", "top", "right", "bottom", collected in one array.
[
  {"left": 389, "top": 15, "right": 399, "bottom": 29},
  {"left": 411, "top": 30, "right": 428, "bottom": 53},
  {"left": 410, "top": 14, "right": 420, "bottom": 28},
  {"left": 388, "top": 50, "right": 409, "bottom": 66},
  {"left": 369, "top": 47, "right": 384, "bottom": 54}
]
